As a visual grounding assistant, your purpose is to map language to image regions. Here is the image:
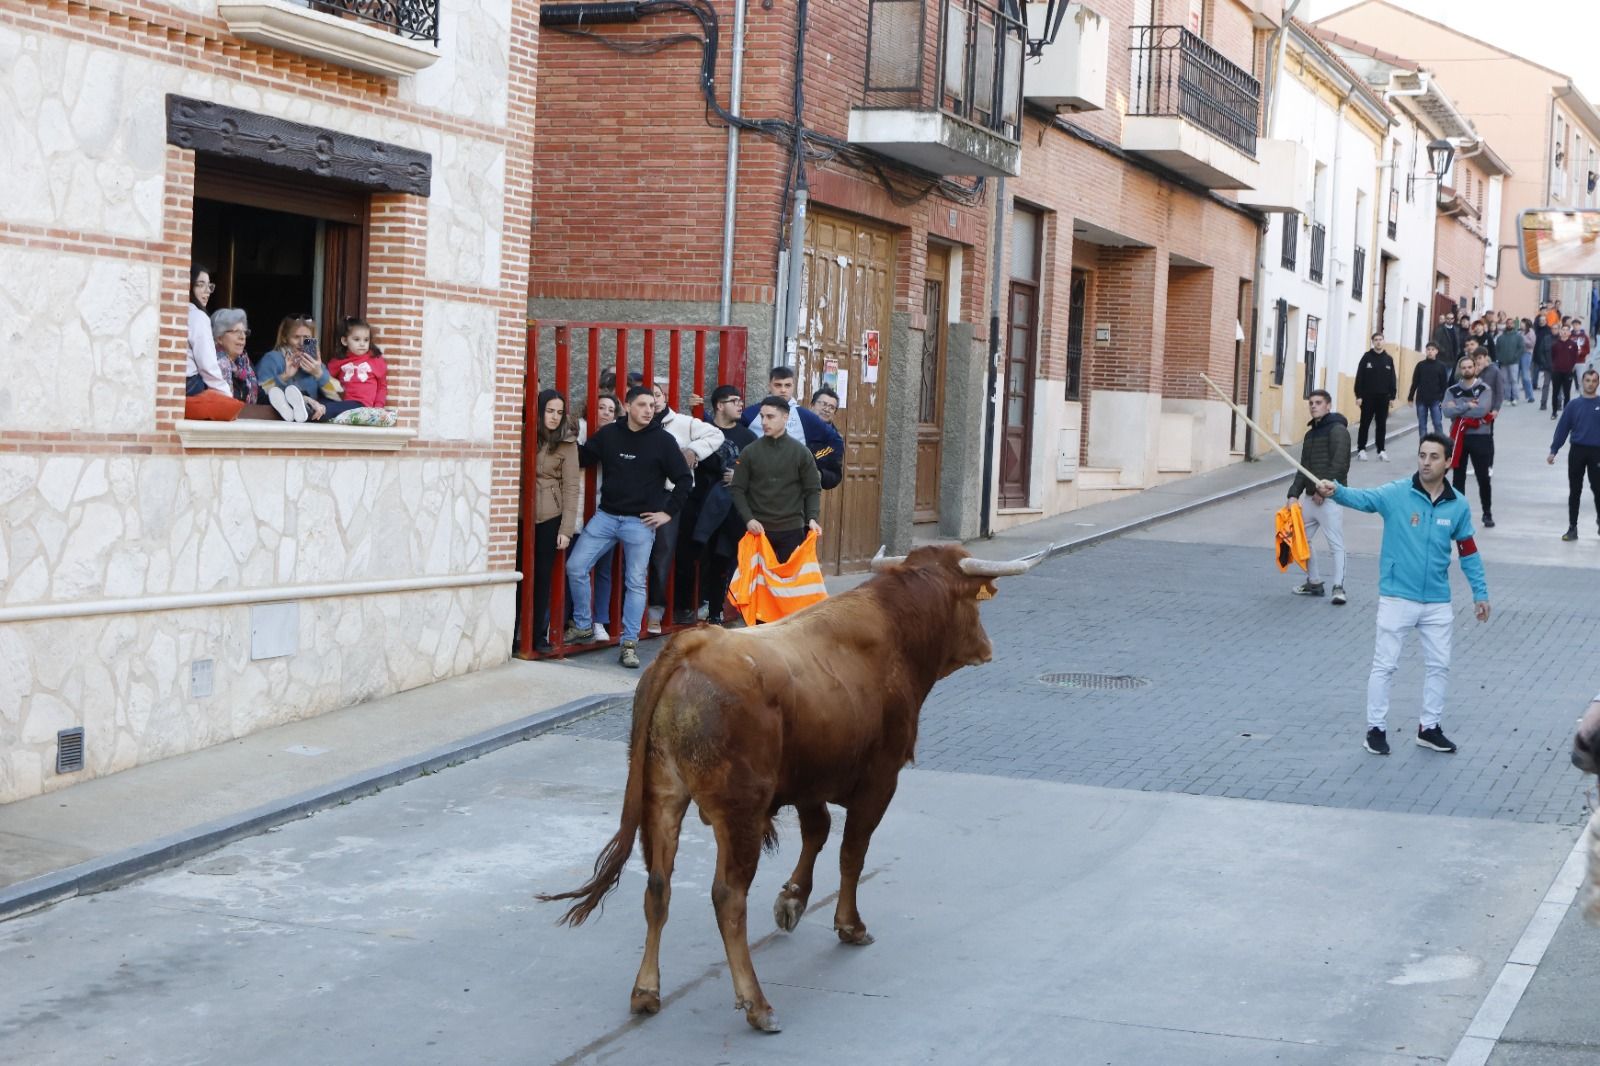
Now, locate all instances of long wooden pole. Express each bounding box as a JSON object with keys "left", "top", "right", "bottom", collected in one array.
[{"left": 1199, "top": 373, "right": 1328, "bottom": 488}]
